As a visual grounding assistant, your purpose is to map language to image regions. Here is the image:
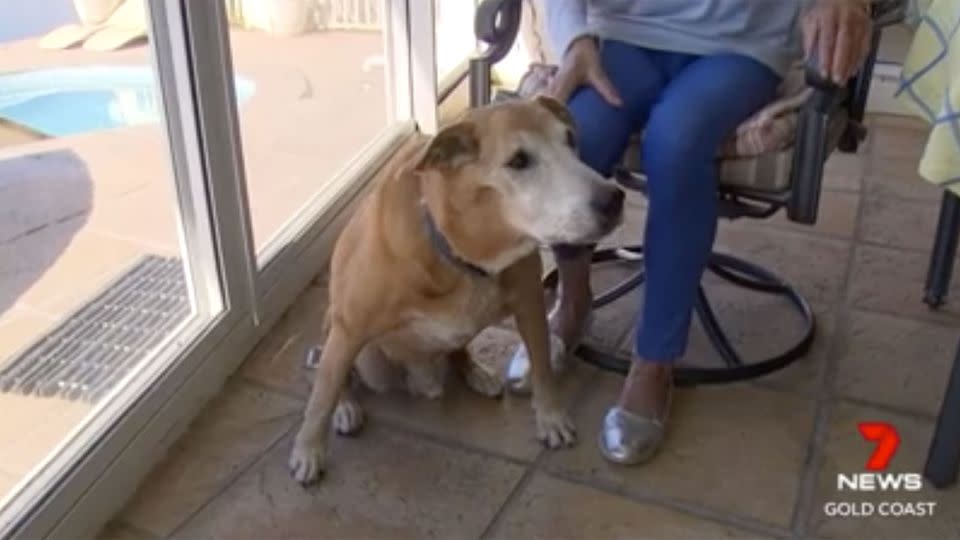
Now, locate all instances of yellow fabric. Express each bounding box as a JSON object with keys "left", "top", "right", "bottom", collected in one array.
[{"left": 896, "top": 0, "right": 960, "bottom": 192}]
